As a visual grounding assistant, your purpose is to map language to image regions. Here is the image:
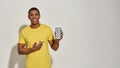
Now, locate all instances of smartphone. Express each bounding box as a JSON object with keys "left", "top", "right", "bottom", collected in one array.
[{"left": 55, "top": 27, "right": 61, "bottom": 39}]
